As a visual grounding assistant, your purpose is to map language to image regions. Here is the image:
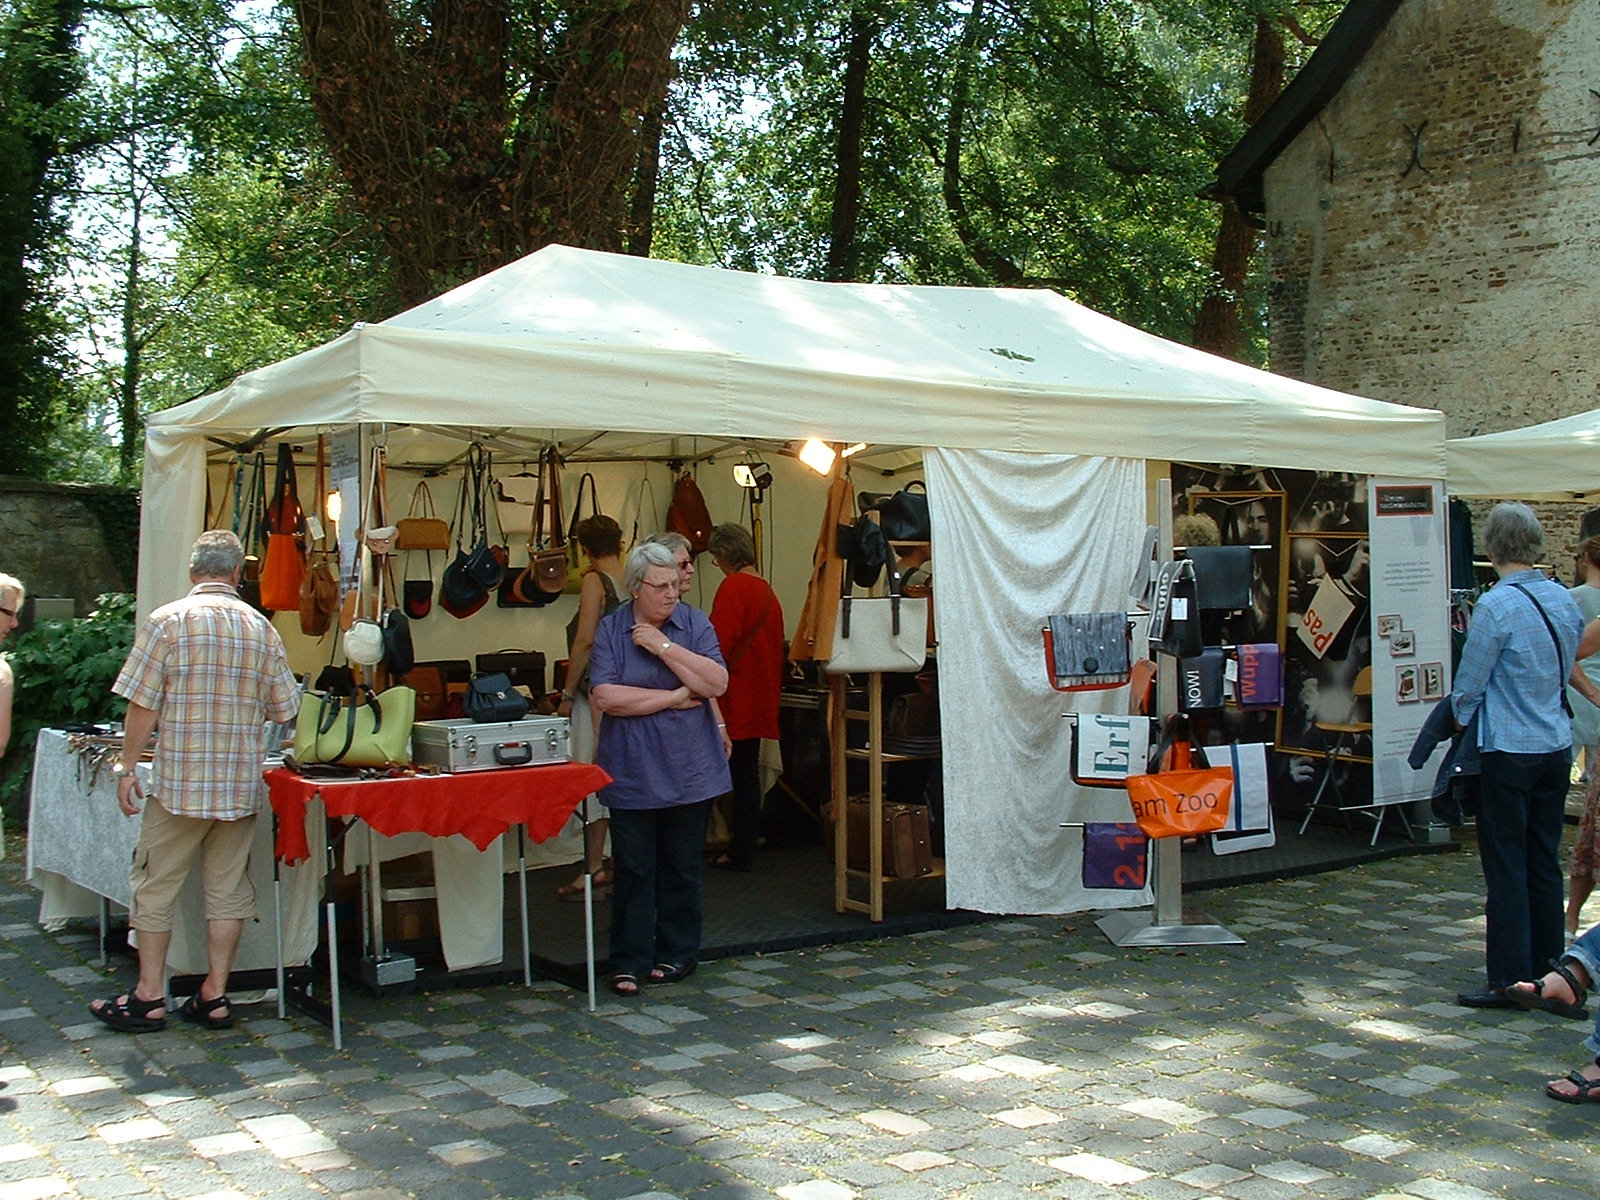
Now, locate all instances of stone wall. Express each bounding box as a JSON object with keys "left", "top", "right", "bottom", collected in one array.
[
  {"left": 0, "top": 479, "right": 137, "bottom": 621},
  {"left": 1262, "top": 0, "right": 1599, "bottom": 439}
]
